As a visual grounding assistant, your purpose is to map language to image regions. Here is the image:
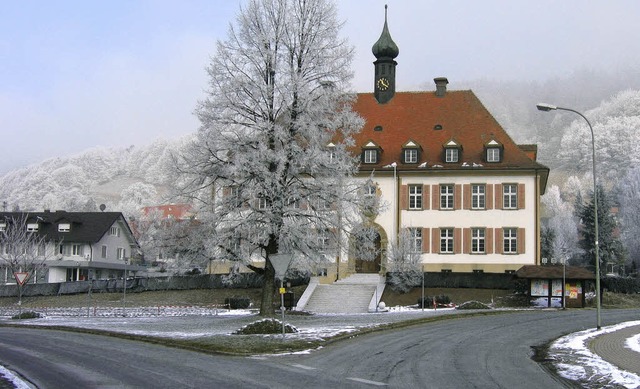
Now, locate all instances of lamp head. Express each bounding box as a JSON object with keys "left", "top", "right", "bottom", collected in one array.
[{"left": 536, "top": 103, "right": 557, "bottom": 112}]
